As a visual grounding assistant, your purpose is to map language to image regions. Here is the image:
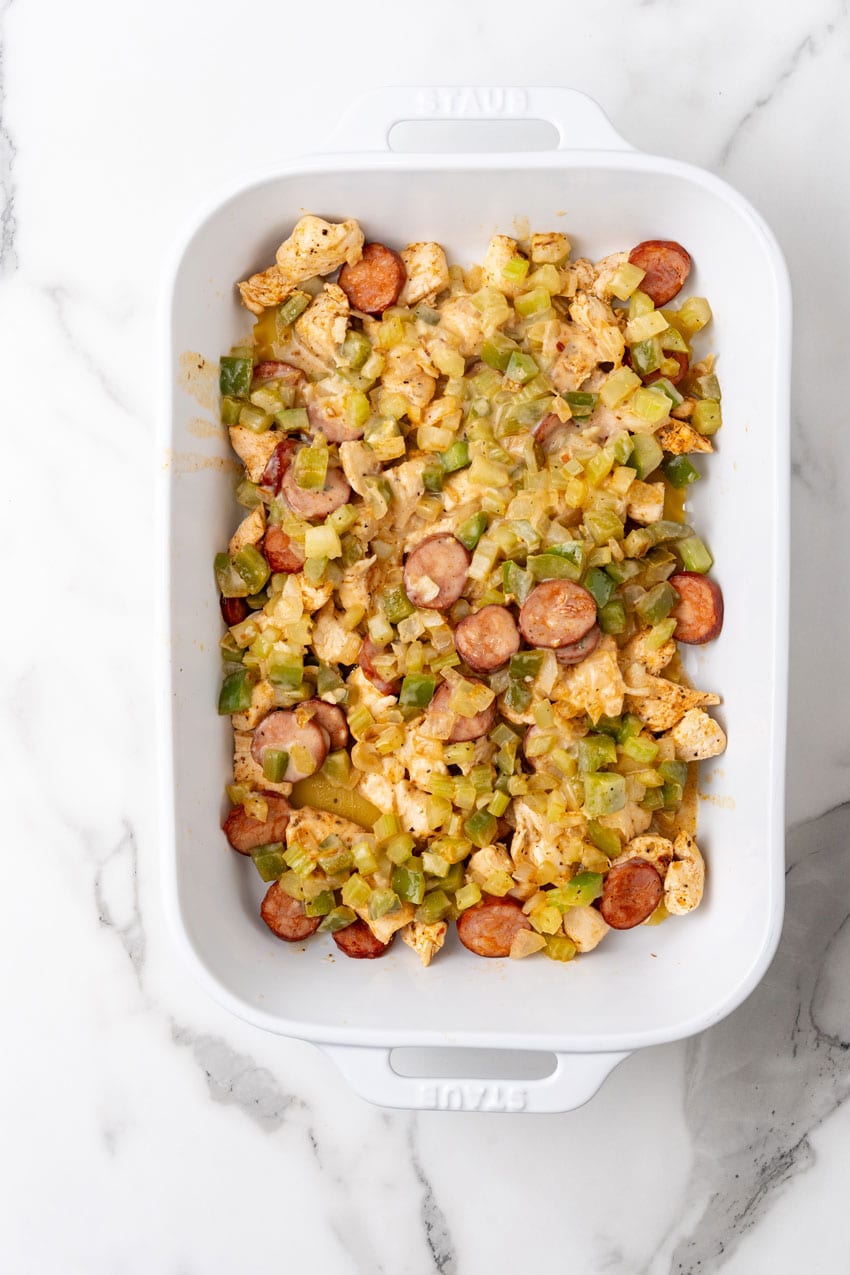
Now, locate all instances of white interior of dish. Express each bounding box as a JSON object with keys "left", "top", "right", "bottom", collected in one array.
[{"left": 164, "top": 153, "right": 787, "bottom": 1051}]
